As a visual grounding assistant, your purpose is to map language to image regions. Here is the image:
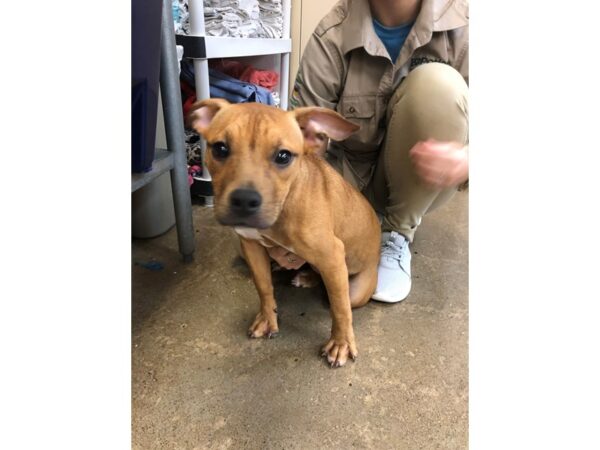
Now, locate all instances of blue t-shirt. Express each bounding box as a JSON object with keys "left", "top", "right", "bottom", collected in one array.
[{"left": 372, "top": 18, "right": 414, "bottom": 63}]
